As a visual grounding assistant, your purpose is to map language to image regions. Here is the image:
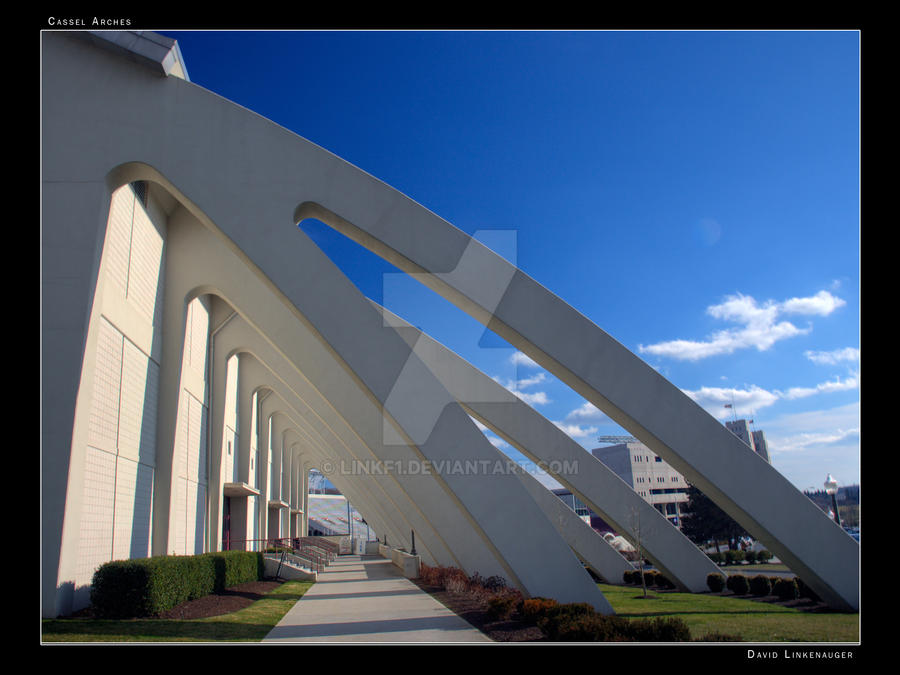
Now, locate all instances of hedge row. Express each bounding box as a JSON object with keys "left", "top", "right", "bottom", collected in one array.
[
  {"left": 622, "top": 569, "right": 675, "bottom": 589},
  {"left": 90, "top": 550, "right": 265, "bottom": 618},
  {"left": 522, "top": 598, "right": 691, "bottom": 642},
  {"left": 706, "top": 573, "right": 819, "bottom": 602},
  {"left": 707, "top": 550, "right": 773, "bottom": 565}
]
